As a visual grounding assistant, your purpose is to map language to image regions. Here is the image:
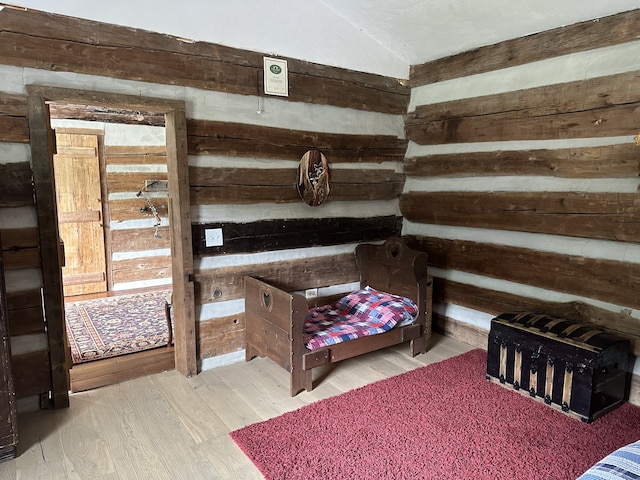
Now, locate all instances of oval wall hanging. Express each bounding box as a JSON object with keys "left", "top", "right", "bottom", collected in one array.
[{"left": 296, "top": 149, "right": 330, "bottom": 207}]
